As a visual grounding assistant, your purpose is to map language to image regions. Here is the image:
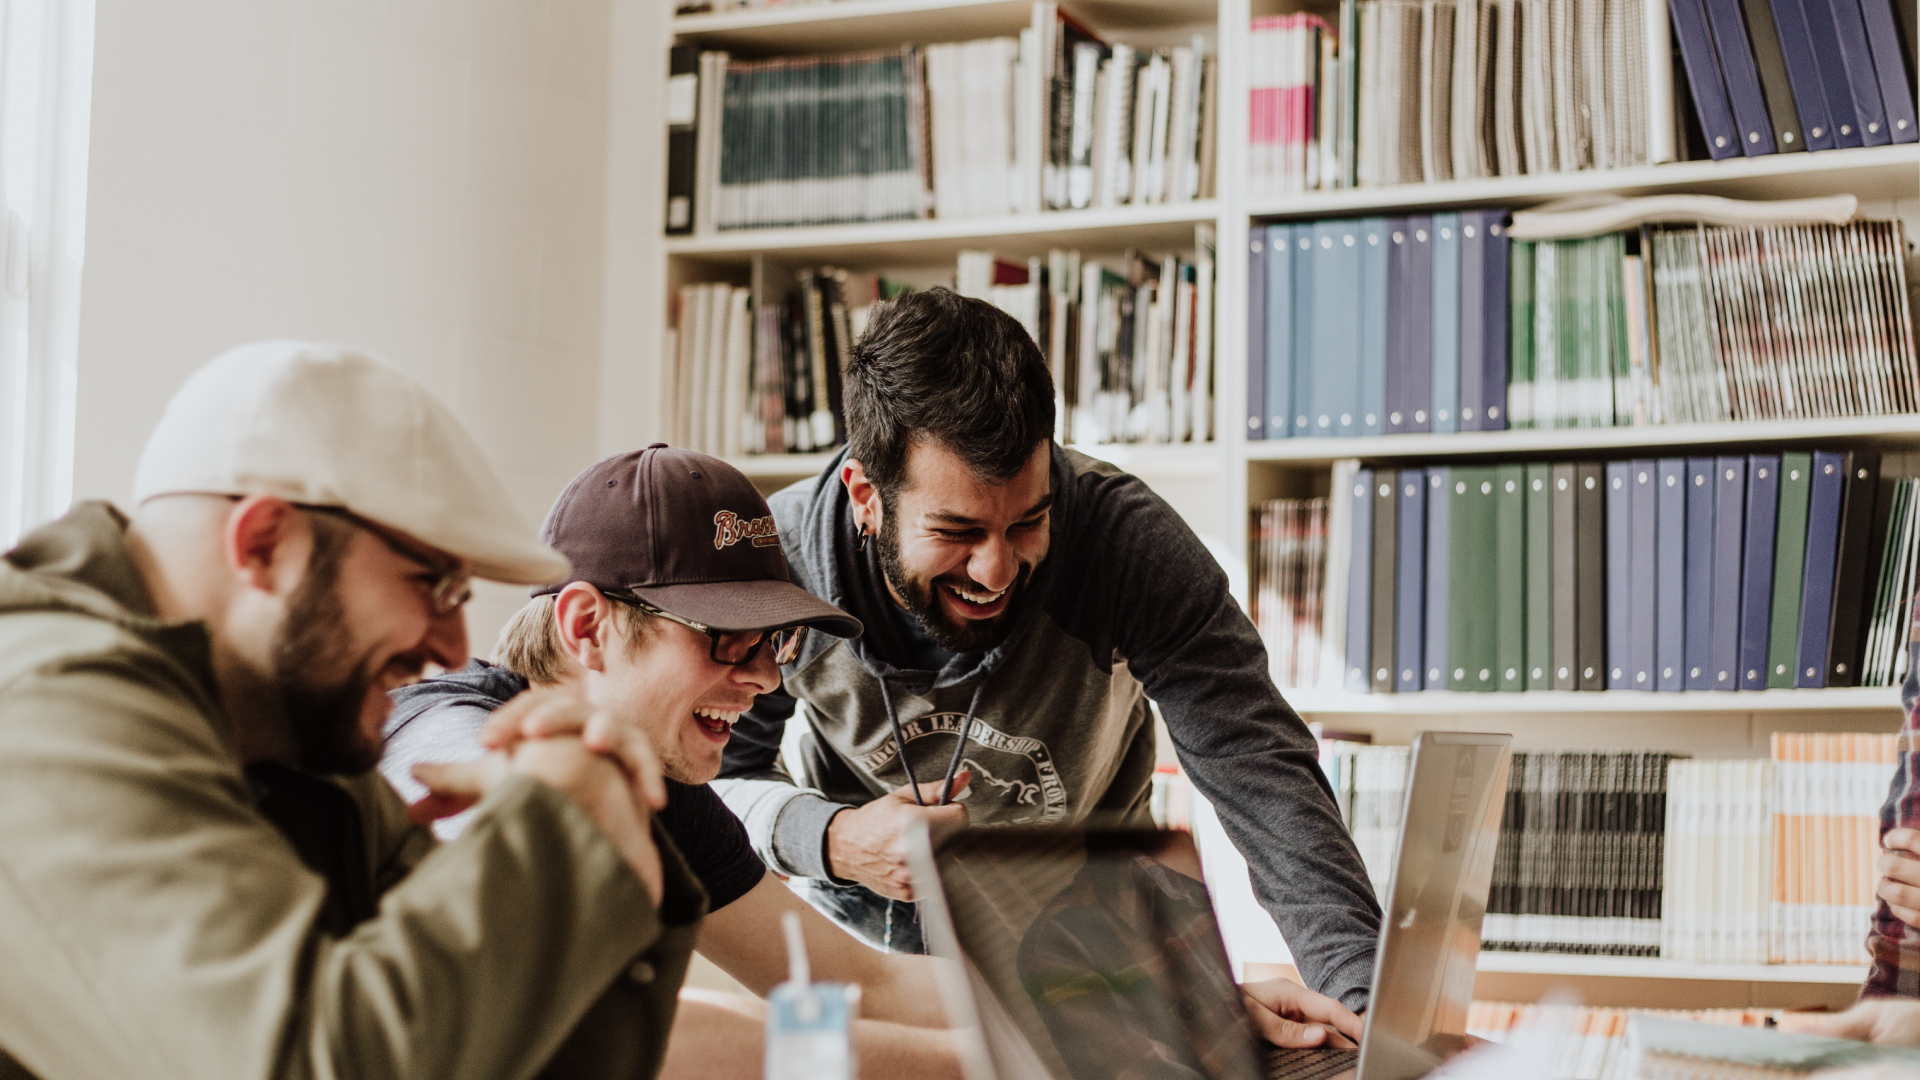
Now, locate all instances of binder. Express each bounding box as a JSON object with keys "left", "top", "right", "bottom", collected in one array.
[
  {"left": 1856, "top": 0, "right": 1919, "bottom": 143},
  {"left": 1710, "top": 456, "right": 1748, "bottom": 690},
  {"left": 1291, "top": 228, "right": 1318, "bottom": 436},
  {"left": 1794, "top": 451, "right": 1847, "bottom": 687},
  {"left": 1247, "top": 232, "right": 1268, "bottom": 440},
  {"left": 1685, "top": 457, "right": 1718, "bottom": 690},
  {"left": 665, "top": 45, "right": 702, "bottom": 235},
  {"left": 1358, "top": 219, "right": 1391, "bottom": 435},
  {"left": 1317, "top": 220, "right": 1365, "bottom": 436},
  {"left": 1496, "top": 465, "right": 1528, "bottom": 691},
  {"left": 1825, "top": 452, "right": 1883, "bottom": 685},
  {"left": 1656, "top": 458, "right": 1688, "bottom": 692},
  {"left": 1702, "top": 0, "right": 1783, "bottom": 153},
  {"left": 1824, "top": 0, "right": 1895, "bottom": 145},
  {"left": 1403, "top": 218, "right": 1435, "bottom": 433},
  {"left": 1431, "top": 213, "right": 1463, "bottom": 434},
  {"left": 1669, "top": 0, "right": 1748, "bottom": 158},
  {"left": 1526, "top": 463, "right": 1554, "bottom": 689},
  {"left": 1450, "top": 468, "right": 1500, "bottom": 690},
  {"left": 1767, "top": 0, "right": 1841, "bottom": 150},
  {"left": 1396, "top": 471, "right": 1427, "bottom": 691},
  {"left": 1552, "top": 463, "right": 1579, "bottom": 690},
  {"left": 1737, "top": 454, "right": 1781, "bottom": 690},
  {"left": 1606, "top": 461, "right": 1636, "bottom": 689},
  {"left": 1740, "top": 0, "right": 1810, "bottom": 149},
  {"left": 1265, "top": 224, "right": 1295, "bottom": 439},
  {"left": 1426, "top": 467, "right": 1453, "bottom": 688},
  {"left": 1458, "top": 214, "right": 1488, "bottom": 432},
  {"left": 1766, "top": 452, "right": 1813, "bottom": 688},
  {"left": 1576, "top": 463, "right": 1607, "bottom": 690},
  {"left": 1371, "top": 470, "right": 1399, "bottom": 693},
  {"left": 1481, "top": 216, "right": 1511, "bottom": 430},
  {"left": 1631, "top": 460, "right": 1658, "bottom": 689},
  {"left": 1345, "top": 468, "right": 1374, "bottom": 691},
  {"left": 1800, "top": 0, "right": 1868, "bottom": 146}
]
